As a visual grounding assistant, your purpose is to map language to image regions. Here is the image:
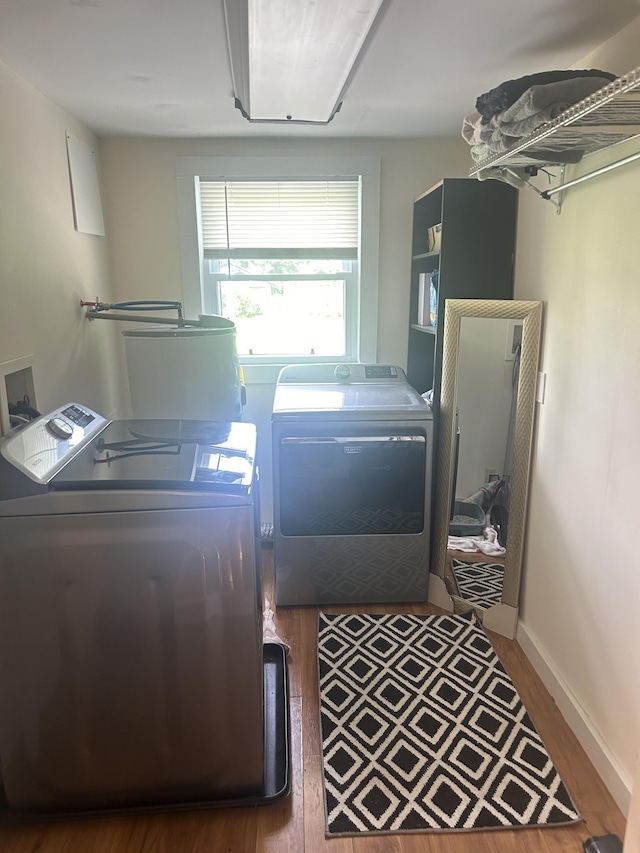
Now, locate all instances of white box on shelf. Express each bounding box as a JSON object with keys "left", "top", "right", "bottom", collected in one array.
[
  {"left": 427, "top": 223, "right": 442, "bottom": 253},
  {"left": 417, "top": 273, "right": 429, "bottom": 326}
]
